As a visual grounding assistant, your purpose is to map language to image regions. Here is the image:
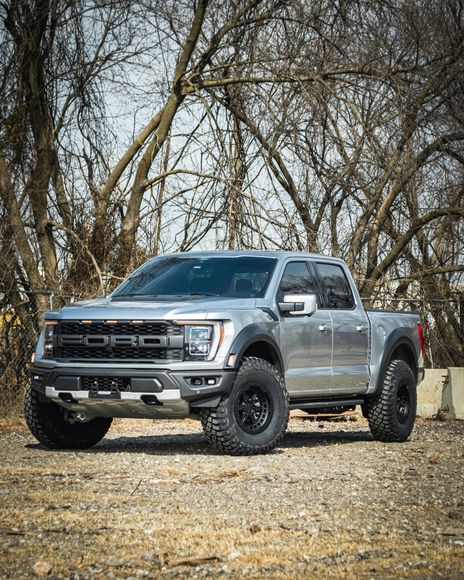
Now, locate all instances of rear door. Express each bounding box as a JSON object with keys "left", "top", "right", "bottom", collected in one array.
[
  {"left": 313, "top": 261, "right": 369, "bottom": 394},
  {"left": 278, "top": 261, "right": 332, "bottom": 397}
]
